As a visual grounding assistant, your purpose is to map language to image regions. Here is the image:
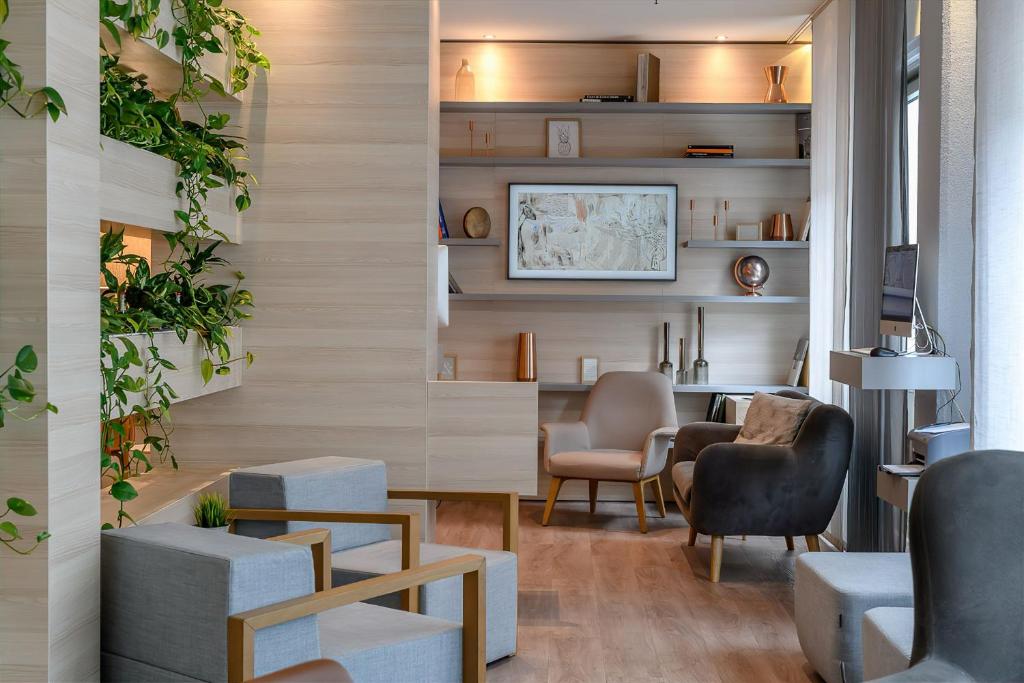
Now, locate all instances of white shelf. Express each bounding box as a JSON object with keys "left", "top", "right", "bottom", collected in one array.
[
  {"left": 829, "top": 350, "right": 958, "bottom": 390},
  {"left": 441, "top": 101, "right": 812, "bottom": 115},
  {"left": 540, "top": 382, "right": 807, "bottom": 394},
  {"left": 441, "top": 156, "right": 810, "bottom": 169},
  {"left": 450, "top": 293, "right": 809, "bottom": 304},
  {"left": 682, "top": 240, "right": 809, "bottom": 250},
  {"left": 100, "top": 136, "right": 242, "bottom": 242},
  {"left": 441, "top": 238, "right": 500, "bottom": 247}
]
